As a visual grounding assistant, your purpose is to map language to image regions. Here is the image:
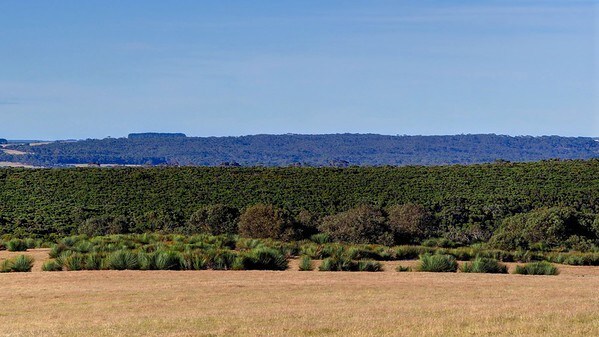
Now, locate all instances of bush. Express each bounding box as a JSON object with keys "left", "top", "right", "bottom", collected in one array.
[
  {"left": 238, "top": 204, "right": 297, "bottom": 241},
  {"left": 42, "top": 259, "right": 63, "bottom": 271},
  {"left": 514, "top": 261, "right": 559, "bottom": 275},
  {"left": 9, "top": 255, "right": 34, "bottom": 272},
  {"left": 187, "top": 204, "right": 240, "bottom": 235},
  {"left": 418, "top": 253, "right": 458, "bottom": 272},
  {"left": 106, "top": 250, "right": 140, "bottom": 270},
  {"left": 387, "top": 203, "right": 434, "bottom": 244},
  {"left": 460, "top": 257, "right": 508, "bottom": 274},
  {"left": 489, "top": 207, "right": 589, "bottom": 251},
  {"left": 6, "top": 239, "right": 28, "bottom": 252},
  {"left": 318, "top": 205, "right": 393, "bottom": 246},
  {"left": 298, "top": 255, "right": 314, "bottom": 271}
]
